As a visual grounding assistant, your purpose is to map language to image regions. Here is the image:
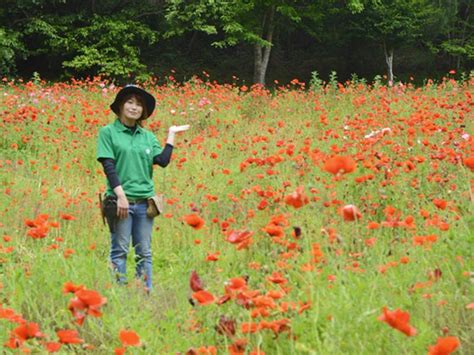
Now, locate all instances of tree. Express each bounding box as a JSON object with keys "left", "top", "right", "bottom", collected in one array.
[
  {"left": 62, "top": 15, "right": 157, "bottom": 80},
  {"left": 431, "top": 0, "right": 473, "bottom": 71},
  {"left": 0, "top": 0, "right": 160, "bottom": 80},
  {"left": 165, "top": 1, "right": 274, "bottom": 85},
  {"left": 0, "top": 0, "right": 463, "bottom": 82},
  {"left": 350, "top": 0, "right": 441, "bottom": 84},
  {"left": 0, "top": 28, "right": 25, "bottom": 76},
  {"left": 165, "top": 1, "right": 311, "bottom": 85},
  {"left": 165, "top": 0, "right": 366, "bottom": 85}
]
